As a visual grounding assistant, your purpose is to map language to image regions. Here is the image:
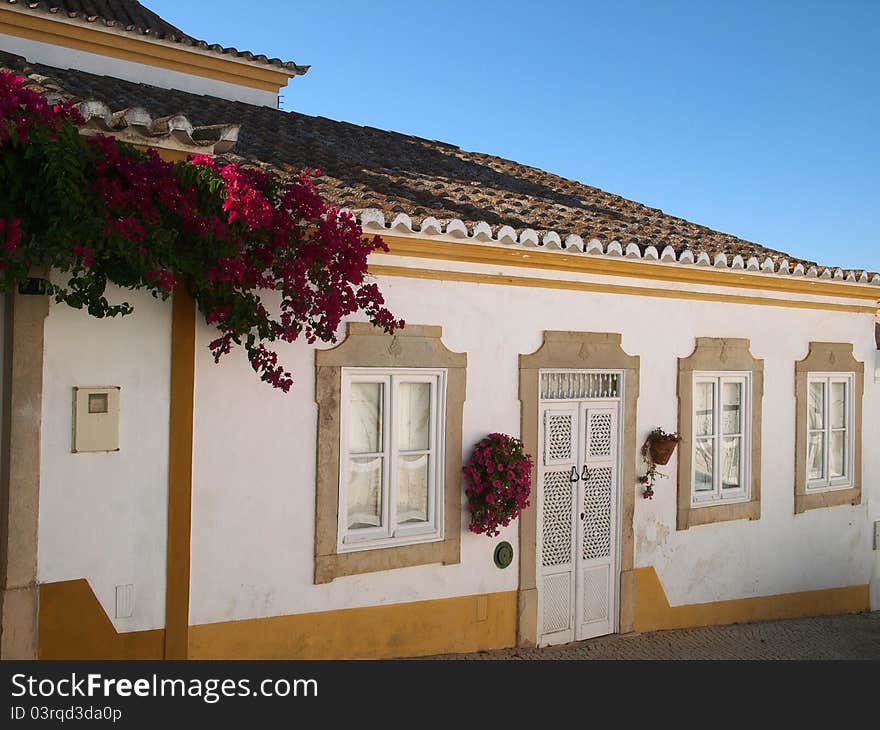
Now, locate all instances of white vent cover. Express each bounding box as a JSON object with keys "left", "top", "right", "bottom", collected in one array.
[{"left": 541, "top": 372, "right": 619, "bottom": 400}]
